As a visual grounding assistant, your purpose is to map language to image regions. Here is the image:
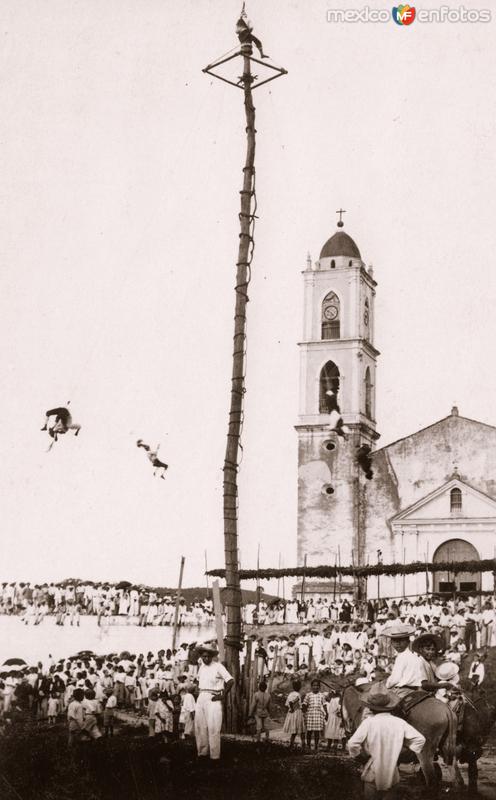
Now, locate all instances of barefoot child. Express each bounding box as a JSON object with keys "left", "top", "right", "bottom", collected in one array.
[
  {"left": 303, "top": 679, "right": 327, "bottom": 752},
  {"left": 283, "top": 679, "right": 306, "bottom": 751},
  {"left": 324, "top": 690, "right": 345, "bottom": 752}
]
